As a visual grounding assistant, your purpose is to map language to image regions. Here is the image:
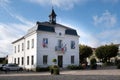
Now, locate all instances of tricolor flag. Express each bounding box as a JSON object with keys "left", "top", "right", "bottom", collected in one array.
[{"left": 43, "top": 38, "right": 48, "bottom": 48}]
